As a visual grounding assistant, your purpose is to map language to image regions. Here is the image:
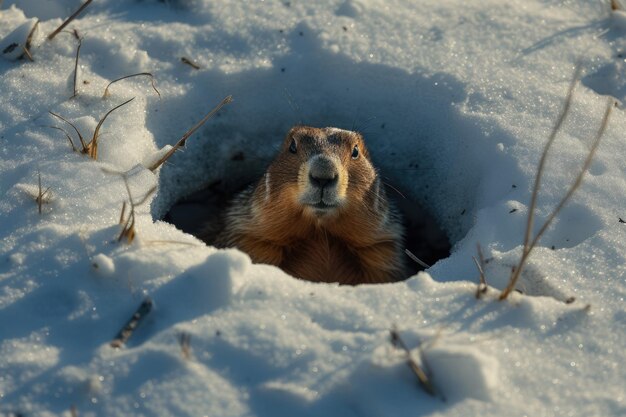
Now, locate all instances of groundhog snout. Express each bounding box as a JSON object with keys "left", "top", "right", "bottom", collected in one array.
[
  {"left": 298, "top": 154, "right": 346, "bottom": 211},
  {"left": 308, "top": 157, "right": 339, "bottom": 189}
]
